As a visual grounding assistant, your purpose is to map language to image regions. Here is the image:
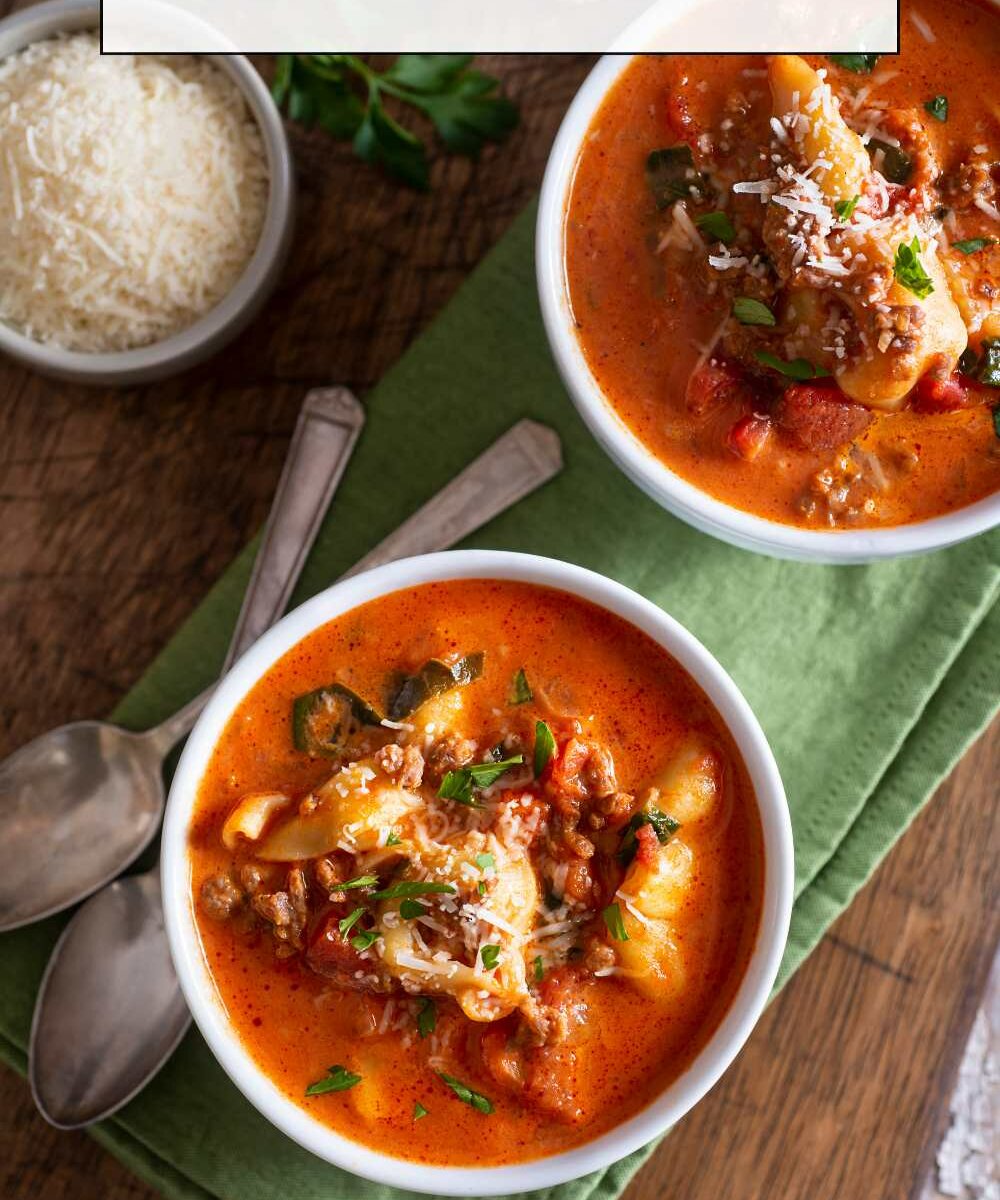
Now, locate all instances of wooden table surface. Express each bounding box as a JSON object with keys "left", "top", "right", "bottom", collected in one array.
[{"left": 1, "top": 27, "right": 997, "bottom": 1200}]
